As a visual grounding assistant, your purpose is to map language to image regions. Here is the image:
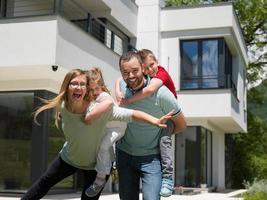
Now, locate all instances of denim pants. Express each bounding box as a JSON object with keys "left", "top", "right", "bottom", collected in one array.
[
  {"left": 117, "top": 149, "right": 161, "bottom": 200},
  {"left": 21, "top": 155, "right": 109, "bottom": 200}
]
